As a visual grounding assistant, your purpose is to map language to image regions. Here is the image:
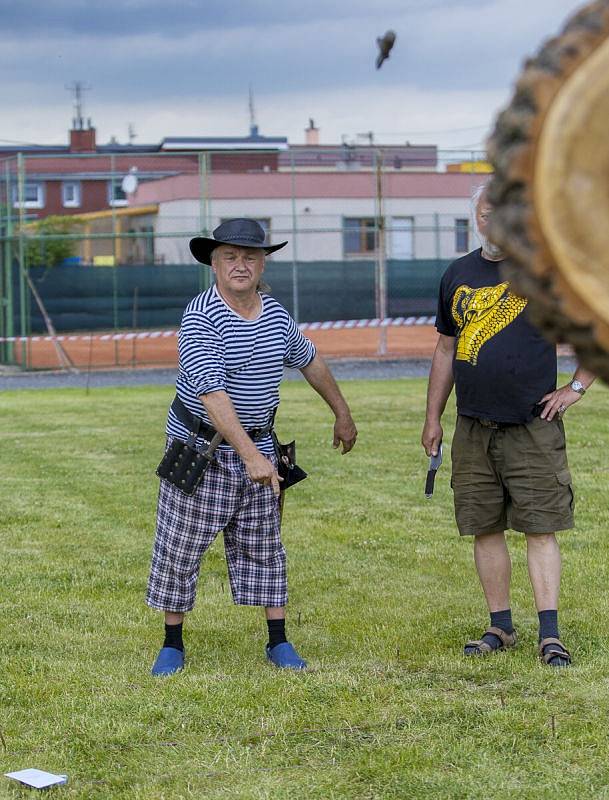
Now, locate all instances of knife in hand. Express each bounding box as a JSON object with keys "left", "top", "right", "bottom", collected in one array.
[{"left": 424, "top": 443, "right": 443, "bottom": 499}]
